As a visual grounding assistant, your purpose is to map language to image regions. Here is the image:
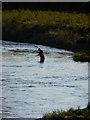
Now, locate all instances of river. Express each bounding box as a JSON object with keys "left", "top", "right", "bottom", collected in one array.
[{"left": 0, "top": 40, "right": 88, "bottom": 118}]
